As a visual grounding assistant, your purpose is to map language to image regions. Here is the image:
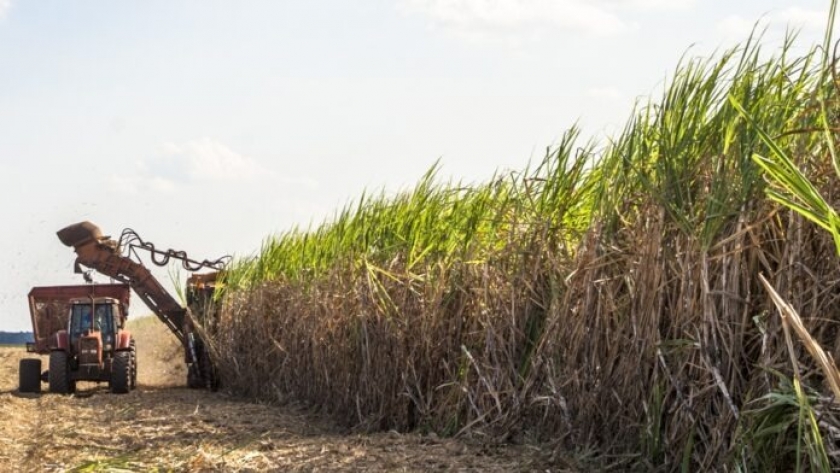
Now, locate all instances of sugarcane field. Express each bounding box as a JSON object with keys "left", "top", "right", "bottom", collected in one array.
[{"left": 5, "top": 1, "right": 840, "bottom": 472}]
